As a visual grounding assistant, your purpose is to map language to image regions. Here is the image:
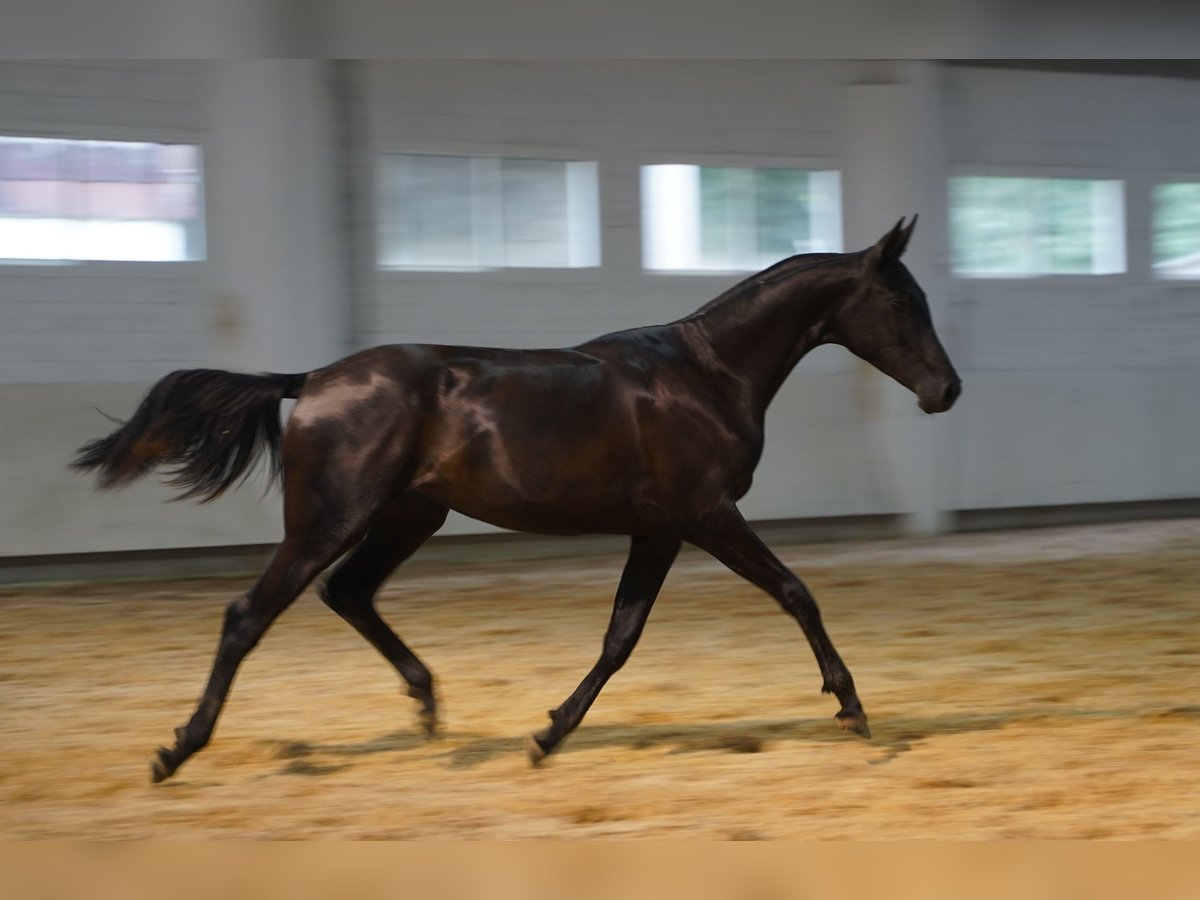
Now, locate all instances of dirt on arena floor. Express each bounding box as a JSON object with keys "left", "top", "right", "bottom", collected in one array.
[{"left": 1, "top": 519, "right": 1198, "bottom": 839}]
